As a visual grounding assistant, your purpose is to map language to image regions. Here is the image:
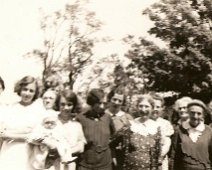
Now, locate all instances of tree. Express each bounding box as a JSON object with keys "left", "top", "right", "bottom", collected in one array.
[
  {"left": 124, "top": 0, "right": 212, "bottom": 102},
  {"left": 25, "top": 0, "right": 102, "bottom": 87},
  {"left": 73, "top": 54, "right": 122, "bottom": 100}
]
